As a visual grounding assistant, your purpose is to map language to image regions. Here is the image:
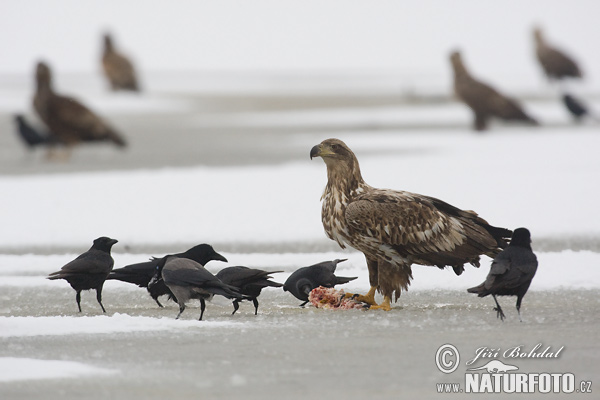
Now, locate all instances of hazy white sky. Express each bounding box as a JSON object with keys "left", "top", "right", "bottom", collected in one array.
[{"left": 1, "top": 0, "right": 598, "bottom": 84}]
